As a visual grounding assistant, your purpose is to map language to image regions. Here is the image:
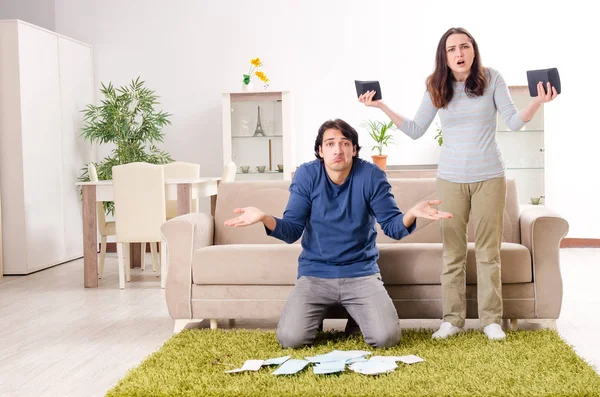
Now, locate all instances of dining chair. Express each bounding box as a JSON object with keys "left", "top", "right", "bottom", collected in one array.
[
  {"left": 221, "top": 161, "right": 237, "bottom": 183},
  {"left": 112, "top": 162, "right": 167, "bottom": 289},
  {"left": 163, "top": 162, "right": 200, "bottom": 220}
]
